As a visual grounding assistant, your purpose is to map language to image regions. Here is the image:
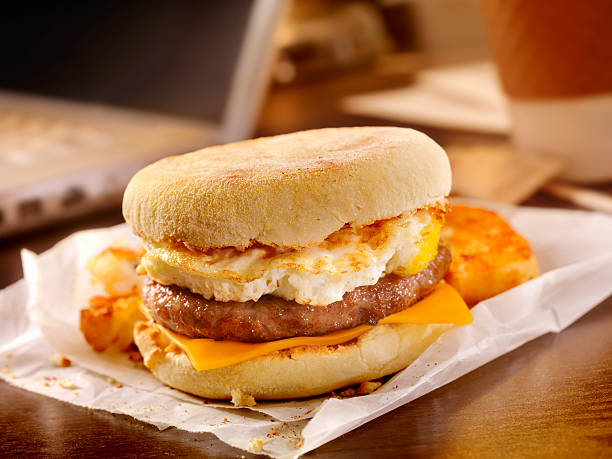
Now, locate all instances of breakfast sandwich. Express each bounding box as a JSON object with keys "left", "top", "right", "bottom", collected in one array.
[{"left": 80, "top": 127, "right": 536, "bottom": 401}]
